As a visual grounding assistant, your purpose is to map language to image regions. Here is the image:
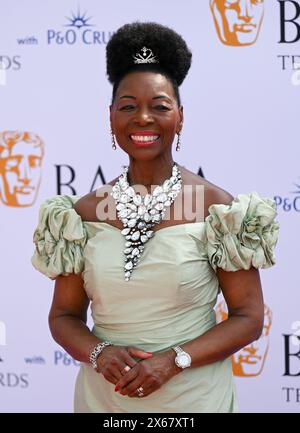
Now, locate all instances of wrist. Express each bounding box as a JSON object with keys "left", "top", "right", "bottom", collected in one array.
[
  {"left": 89, "top": 341, "right": 113, "bottom": 371},
  {"left": 164, "top": 349, "right": 183, "bottom": 376}
]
